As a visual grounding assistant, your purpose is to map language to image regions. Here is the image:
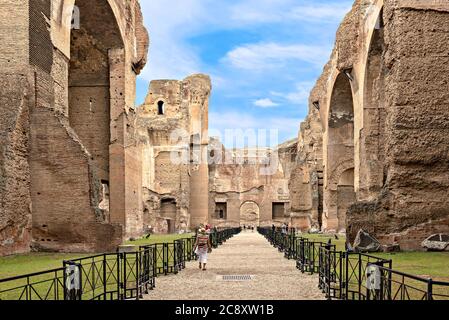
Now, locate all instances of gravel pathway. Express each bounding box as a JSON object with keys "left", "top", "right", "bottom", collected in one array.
[{"left": 144, "top": 231, "right": 325, "bottom": 300}]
